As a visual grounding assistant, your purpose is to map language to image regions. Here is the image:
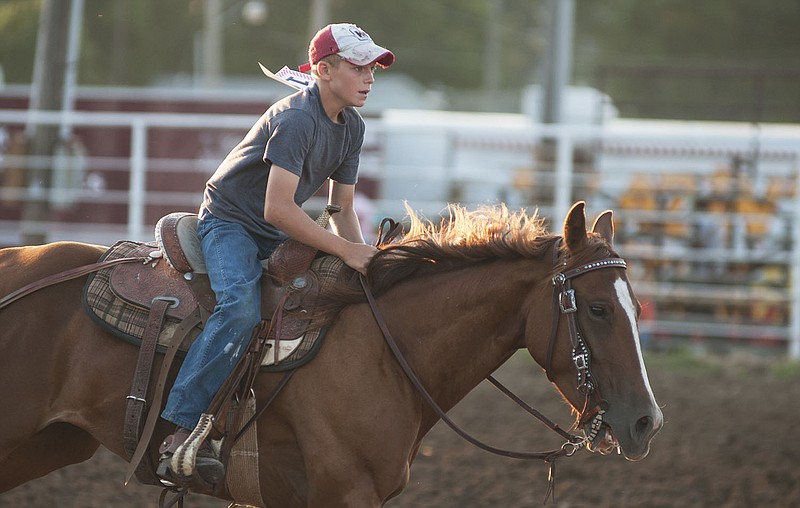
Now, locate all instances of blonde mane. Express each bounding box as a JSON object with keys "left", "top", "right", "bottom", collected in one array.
[
  {"left": 368, "top": 203, "right": 563, "bottom": 291},
  {"left": 385, "top": 202, "right": 549, "bottom": 260},
  {"left": 315, "top": 204, "right": 555, "bottom": 313},
  {"left": 312, "top": 203, "right": 617, "bottom": 324}
]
